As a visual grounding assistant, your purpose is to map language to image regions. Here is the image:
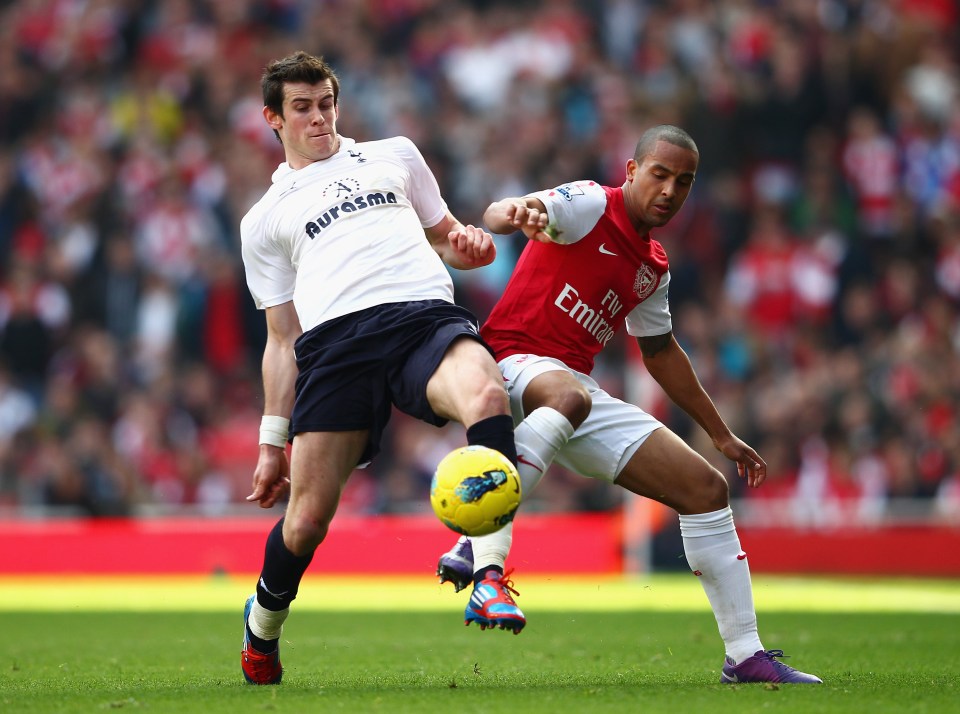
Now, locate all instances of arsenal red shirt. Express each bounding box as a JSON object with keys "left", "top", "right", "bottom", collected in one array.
[{"left": 482, "top": 181, "right": 672, "bottom": 375}]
